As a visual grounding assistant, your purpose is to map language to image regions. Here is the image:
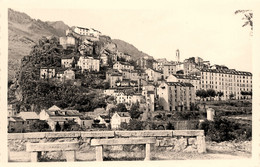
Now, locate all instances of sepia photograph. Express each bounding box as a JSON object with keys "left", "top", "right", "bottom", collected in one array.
[{"left": 1, "top": 0, "right": 260, "bottom": 166}]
